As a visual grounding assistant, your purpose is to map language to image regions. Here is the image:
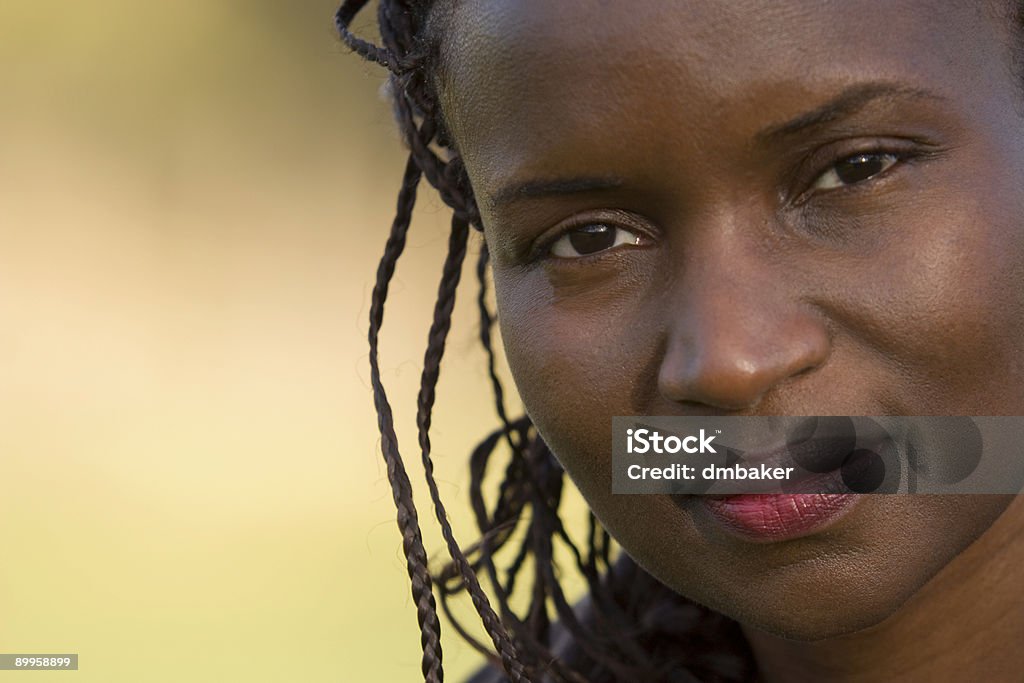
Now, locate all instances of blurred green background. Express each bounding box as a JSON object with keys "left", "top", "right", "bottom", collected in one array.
[{"left": 0, "top": 1, "right": 561, "bottom": 680}]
